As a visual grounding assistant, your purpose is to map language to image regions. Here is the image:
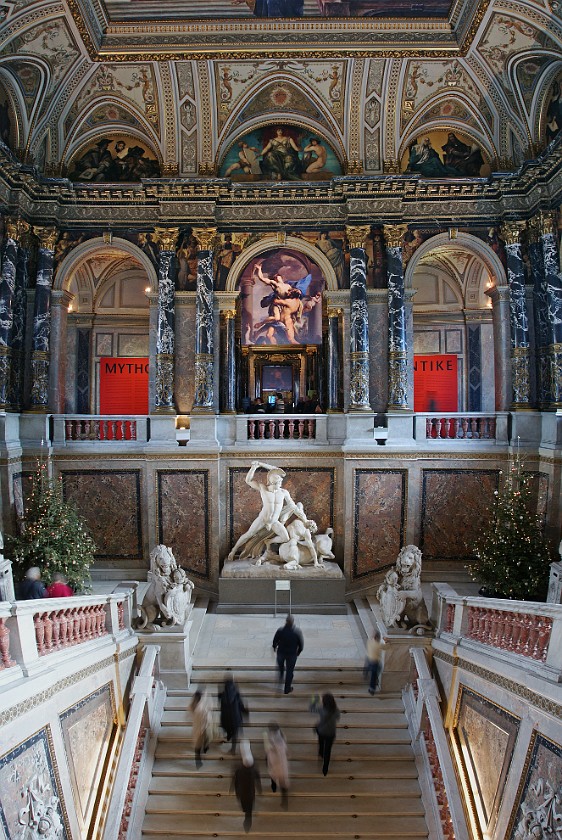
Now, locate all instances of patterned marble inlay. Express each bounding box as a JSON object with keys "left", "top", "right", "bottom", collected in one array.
[
  {"left": 421, "top": 469, "right": 499, "bottom": 560},
  {"left": 62, "top": 470, "right": 143, "bottom": 561},
  {"left": 508, "top": 733, "right": 562, "bottom": 840},
  {"left": 228, "top": 466, "right": 334, "bottom": 552},
  {"left": 157, "top": 470, "right": 209, "bottom": 579},
  {"left": 353, "top": 469, "right": 406, "bottom": 578}
]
